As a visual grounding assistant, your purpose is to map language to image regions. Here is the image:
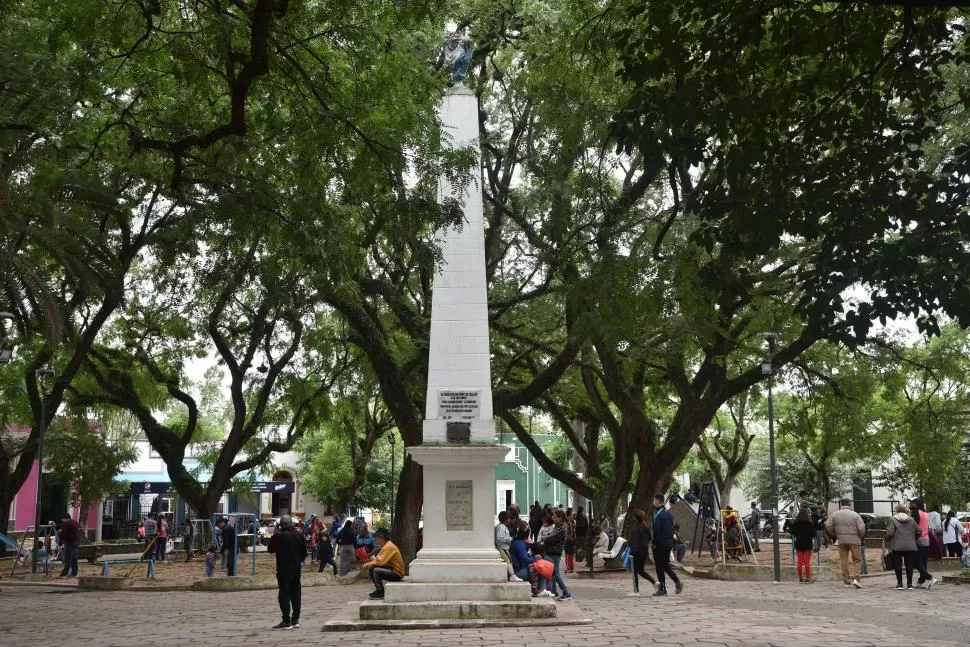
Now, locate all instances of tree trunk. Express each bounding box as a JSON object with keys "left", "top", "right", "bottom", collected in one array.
[
  {"left": 391, "top": 455, "right": 423, "bottom": 569},
  {"left": 0, "top": 474, "right": 12, "bottom": 557},
  {"left": 720, "top": 475, "right": 735, "bottom": 508}
]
